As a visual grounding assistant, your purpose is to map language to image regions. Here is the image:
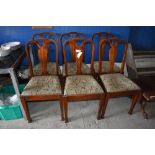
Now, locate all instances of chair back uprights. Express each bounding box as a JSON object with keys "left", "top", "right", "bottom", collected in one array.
[
  {"left": 98, "top": 38, "right": 128, "bottom": 74},
  {"left": 25, "top": 38, "right": 59, "bottom": 77},
  {"left": 63, "top": 38, "right": 95, "bottom": 76}
]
